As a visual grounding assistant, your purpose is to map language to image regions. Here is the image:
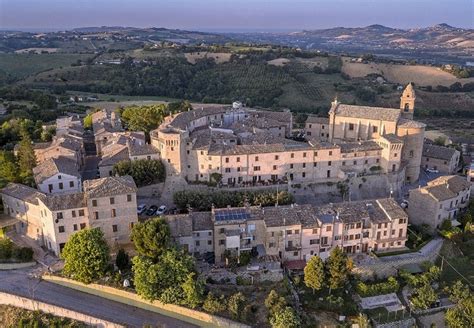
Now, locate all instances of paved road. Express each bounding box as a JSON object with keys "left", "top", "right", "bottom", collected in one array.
[{"left": 0, "top": 267, "right": 197, "bottom": 328}]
